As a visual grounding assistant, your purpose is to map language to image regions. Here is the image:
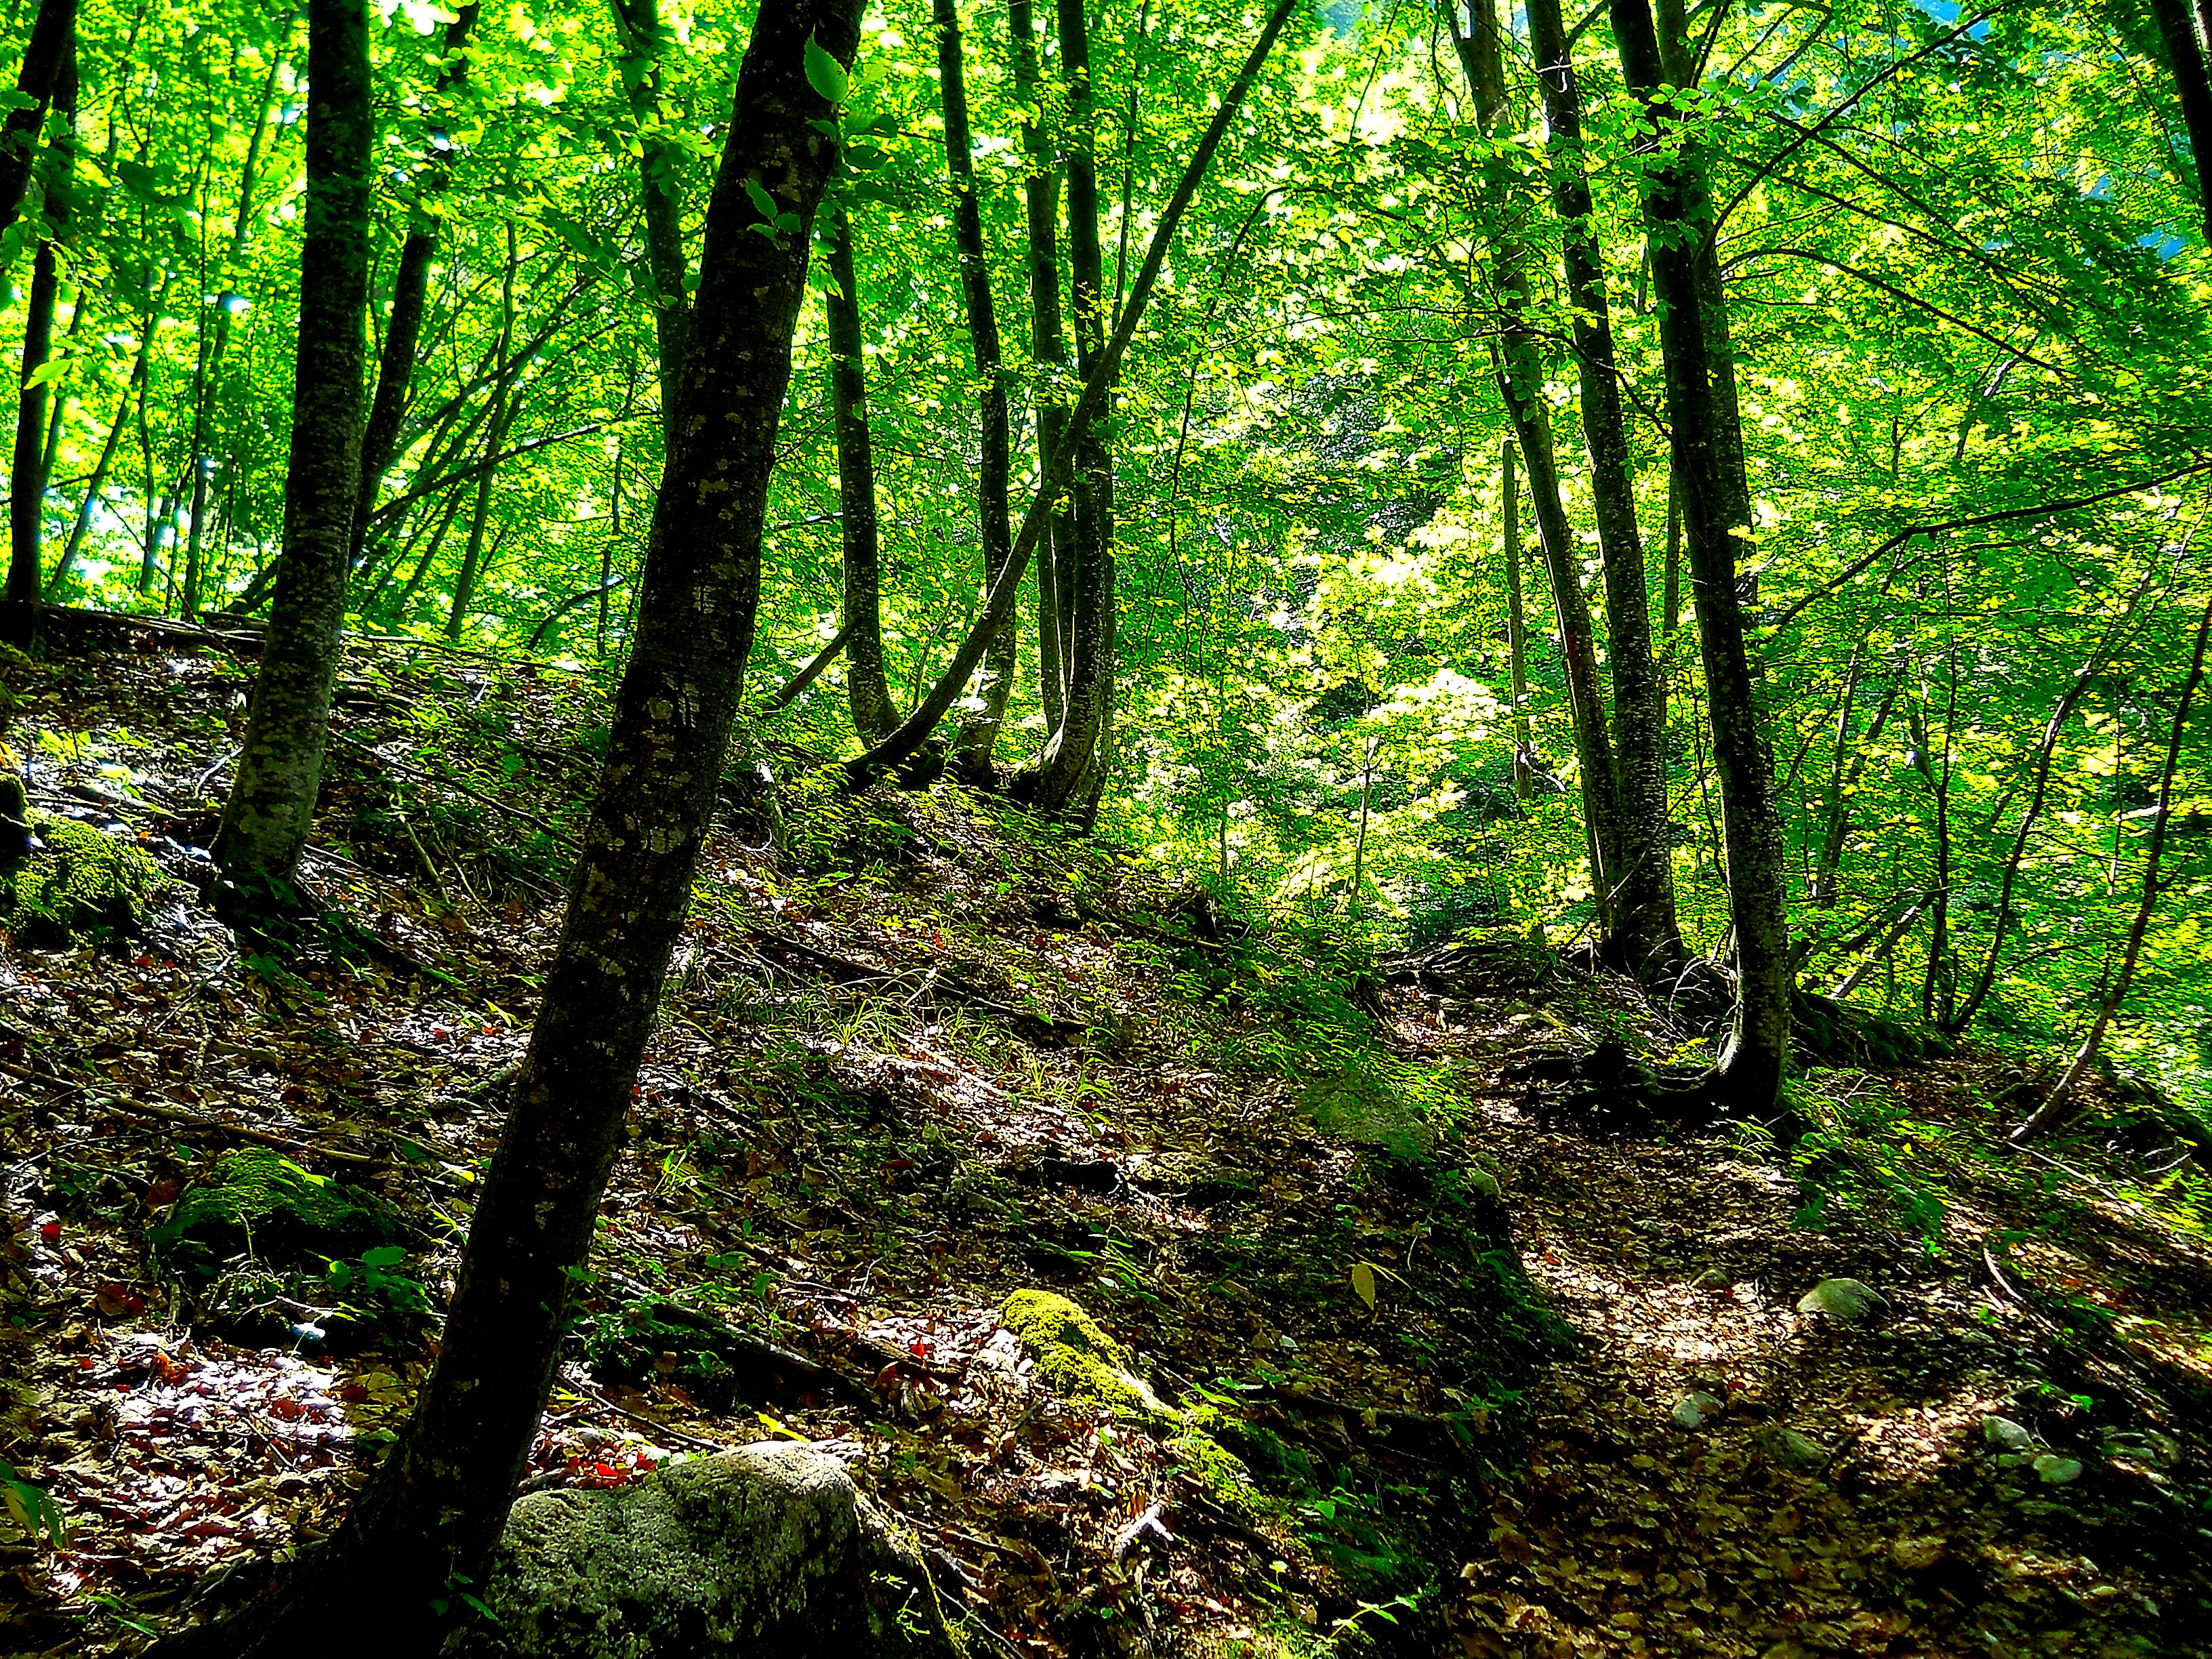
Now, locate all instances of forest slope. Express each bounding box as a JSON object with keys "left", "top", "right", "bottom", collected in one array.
[{"left": 2, "top": 617, "right": 2210, "bottom": 1658}]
